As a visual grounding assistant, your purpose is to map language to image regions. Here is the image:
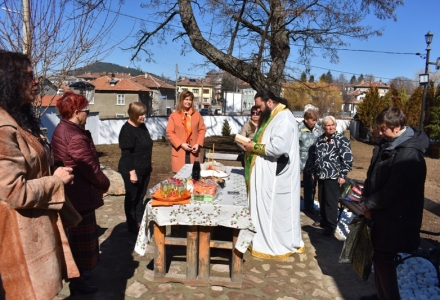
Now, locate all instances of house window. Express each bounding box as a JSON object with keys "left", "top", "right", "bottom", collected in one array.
[
  {"left": 192, "top": 89, "right": 199, "bottom": 94},
  {"left": 86, "top": 90, "right": 94, "bottom": 104},
  {"left": 203, "top": 89, "right": 209, "bottom": 94},
  {"left": 117, "top": 94, "right": 125, "bottom": 105}
]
